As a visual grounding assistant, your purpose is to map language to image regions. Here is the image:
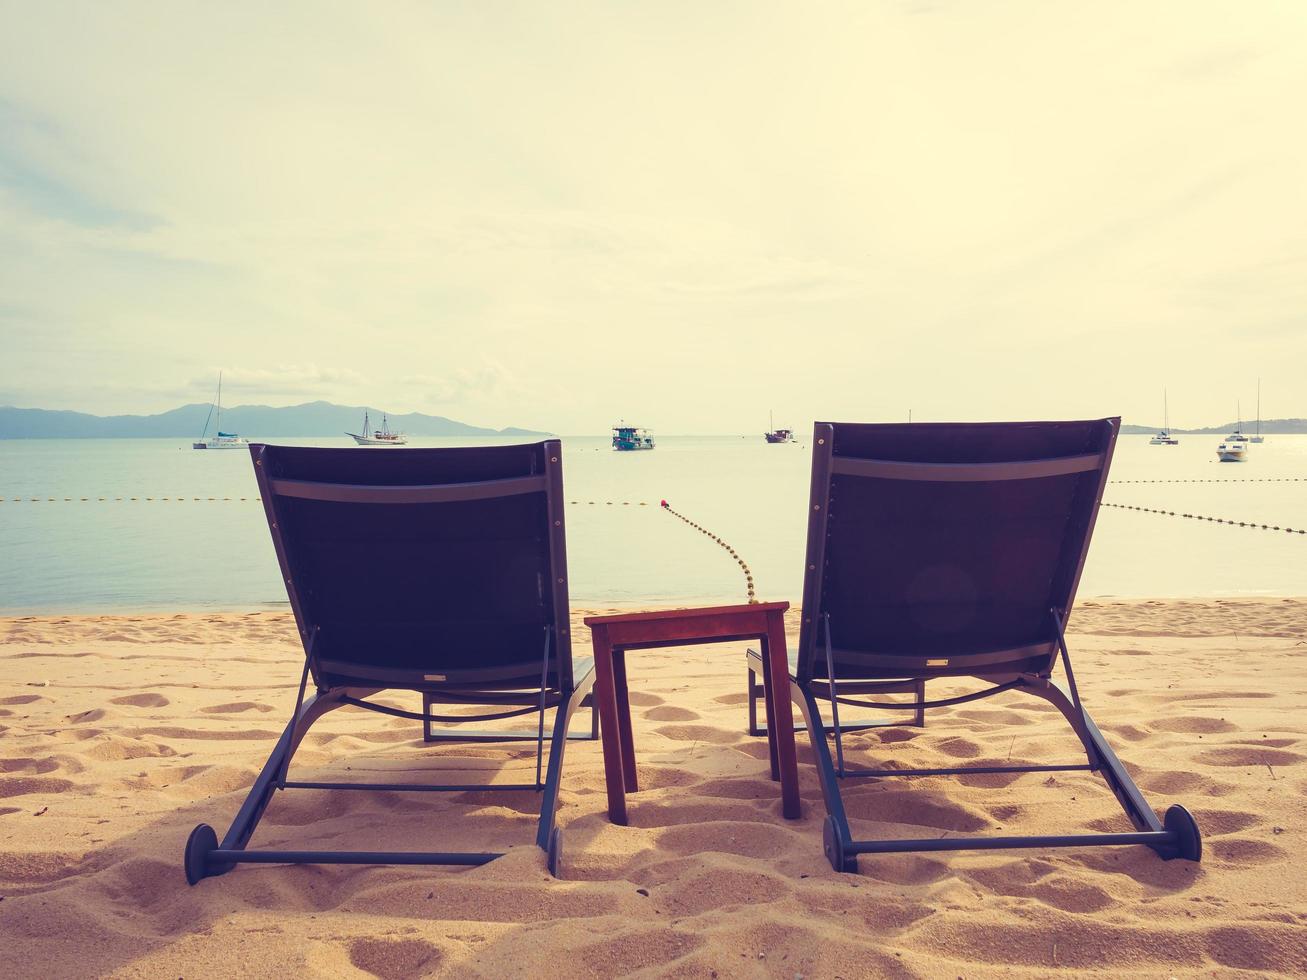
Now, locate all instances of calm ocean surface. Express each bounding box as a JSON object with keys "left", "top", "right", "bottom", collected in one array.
[{"left": 1, "top": 433, "right": 1305, "bottom": 613}]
